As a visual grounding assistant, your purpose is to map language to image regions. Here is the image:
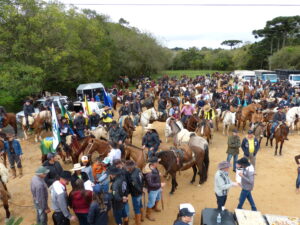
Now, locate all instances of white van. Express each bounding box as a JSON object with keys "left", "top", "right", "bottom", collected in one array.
[
  {"left": 236, "top": 71, "right": 256, "bottom": 82},
  {"left": 289, "top": 74, "right": 300, "bottom": 87}
]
